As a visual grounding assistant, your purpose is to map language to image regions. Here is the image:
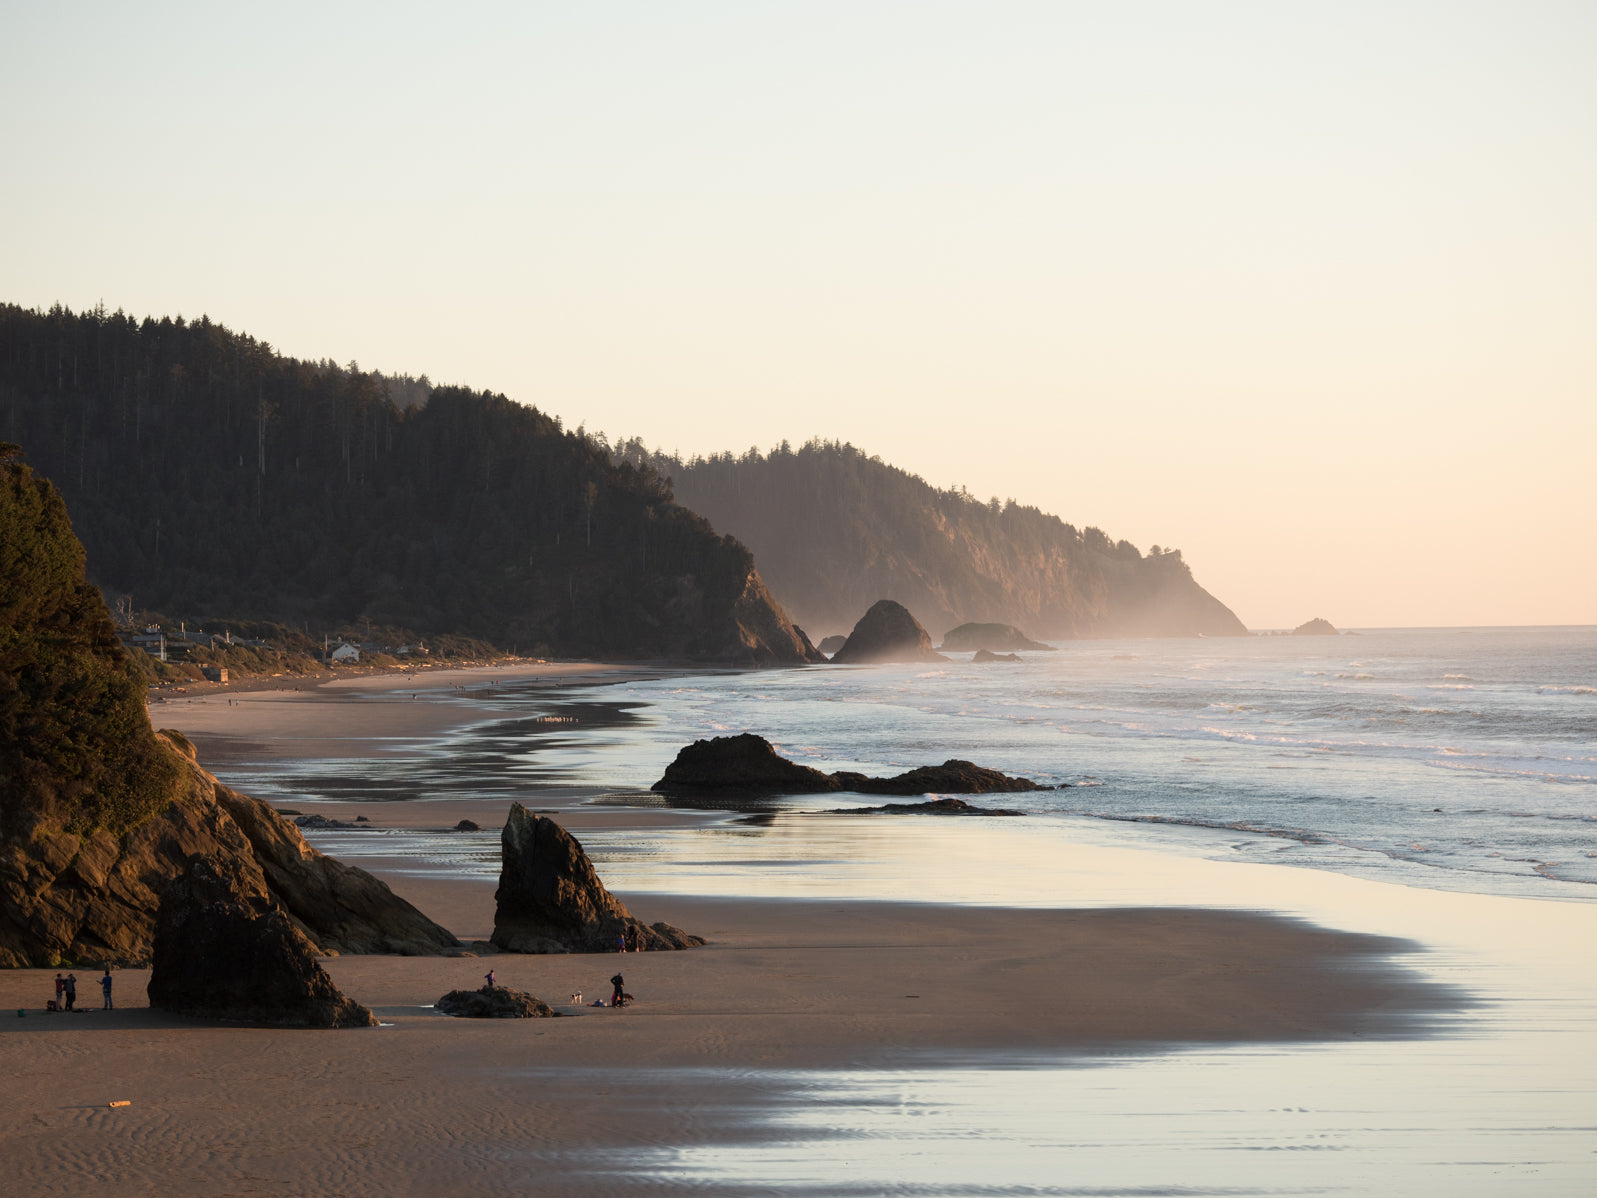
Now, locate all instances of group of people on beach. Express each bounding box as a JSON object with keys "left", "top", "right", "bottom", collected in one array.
[
  {"left": 618, "top": 926, "right": 646, "bottom": 953},
  {"left": 480, "top": 966, "right": 629, "bottom": 1009},
  {"left": 51, "top": 970, "right": 112, "bottom": 1011}
]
